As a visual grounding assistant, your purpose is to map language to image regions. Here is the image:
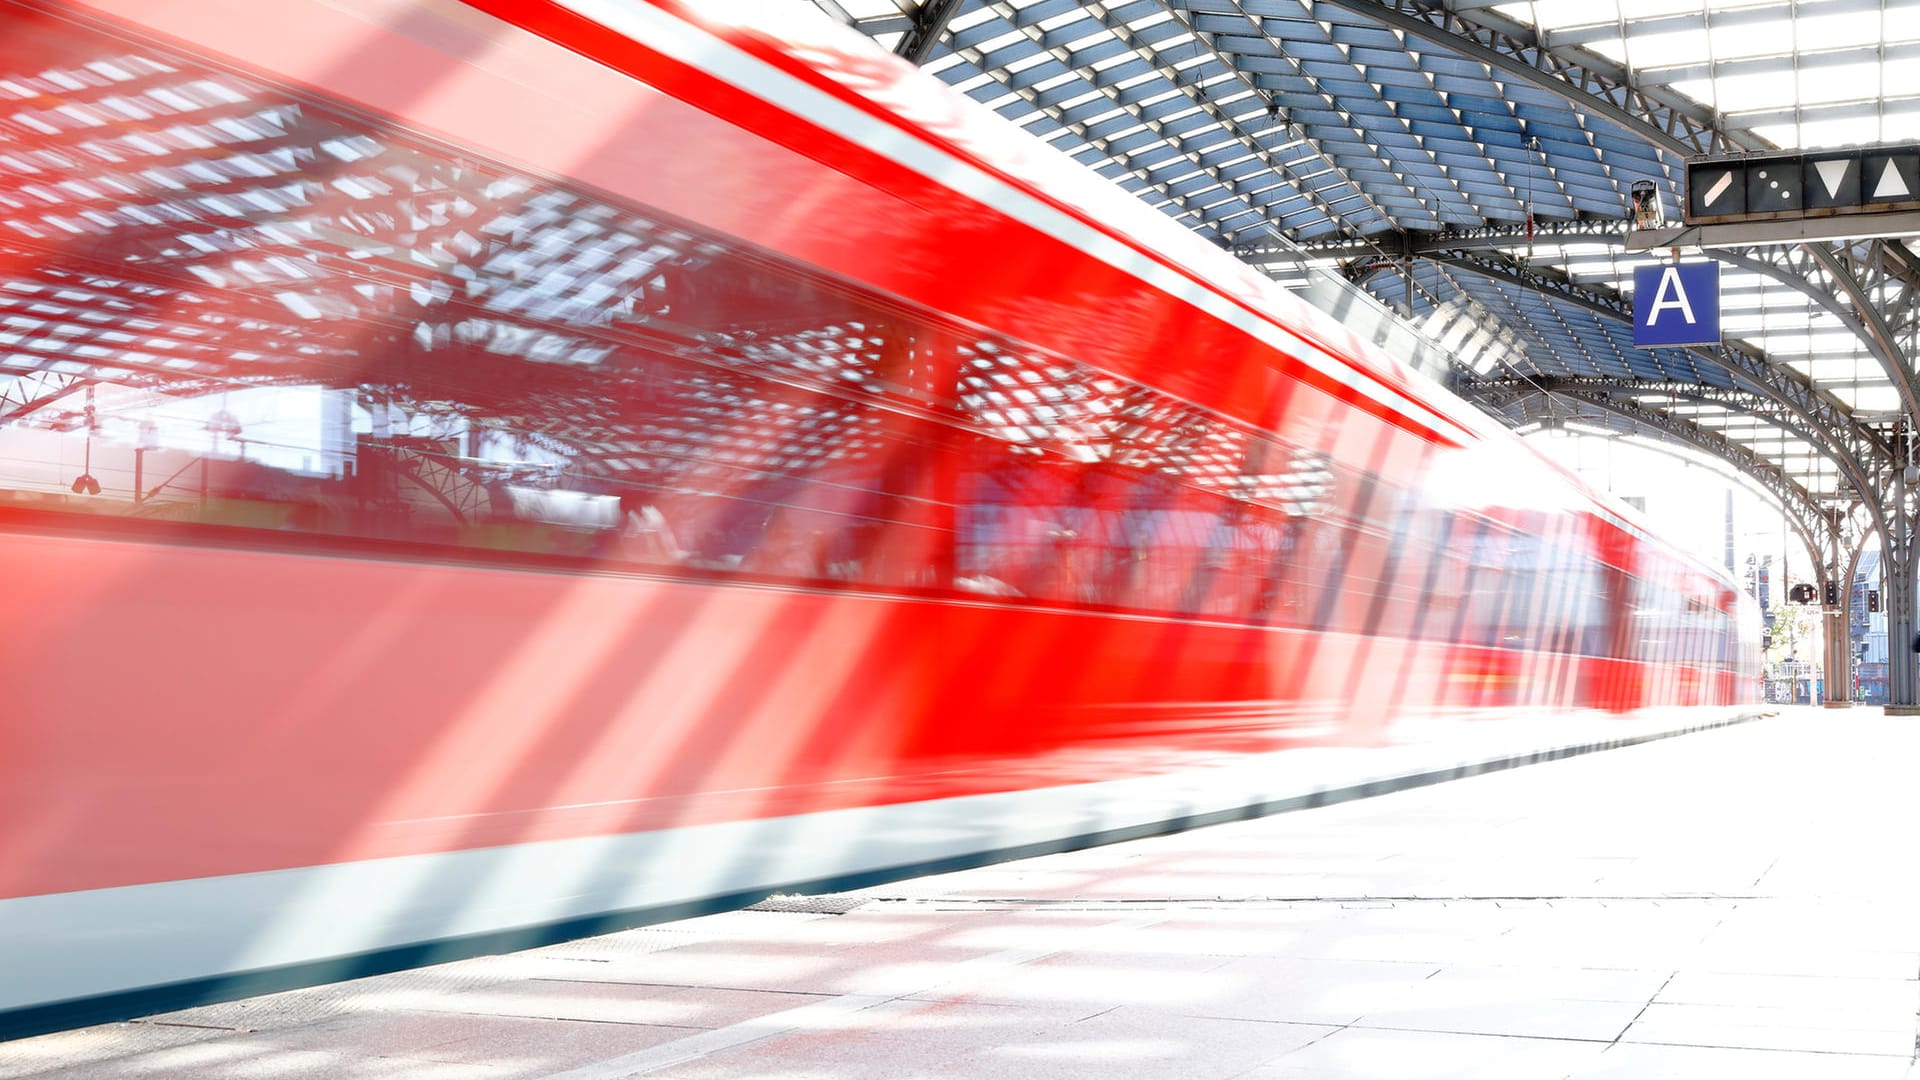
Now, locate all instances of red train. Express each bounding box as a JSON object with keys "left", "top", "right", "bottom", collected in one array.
[{"left": 0, "top": 0, "right": 1757, "bottom": 1036}]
